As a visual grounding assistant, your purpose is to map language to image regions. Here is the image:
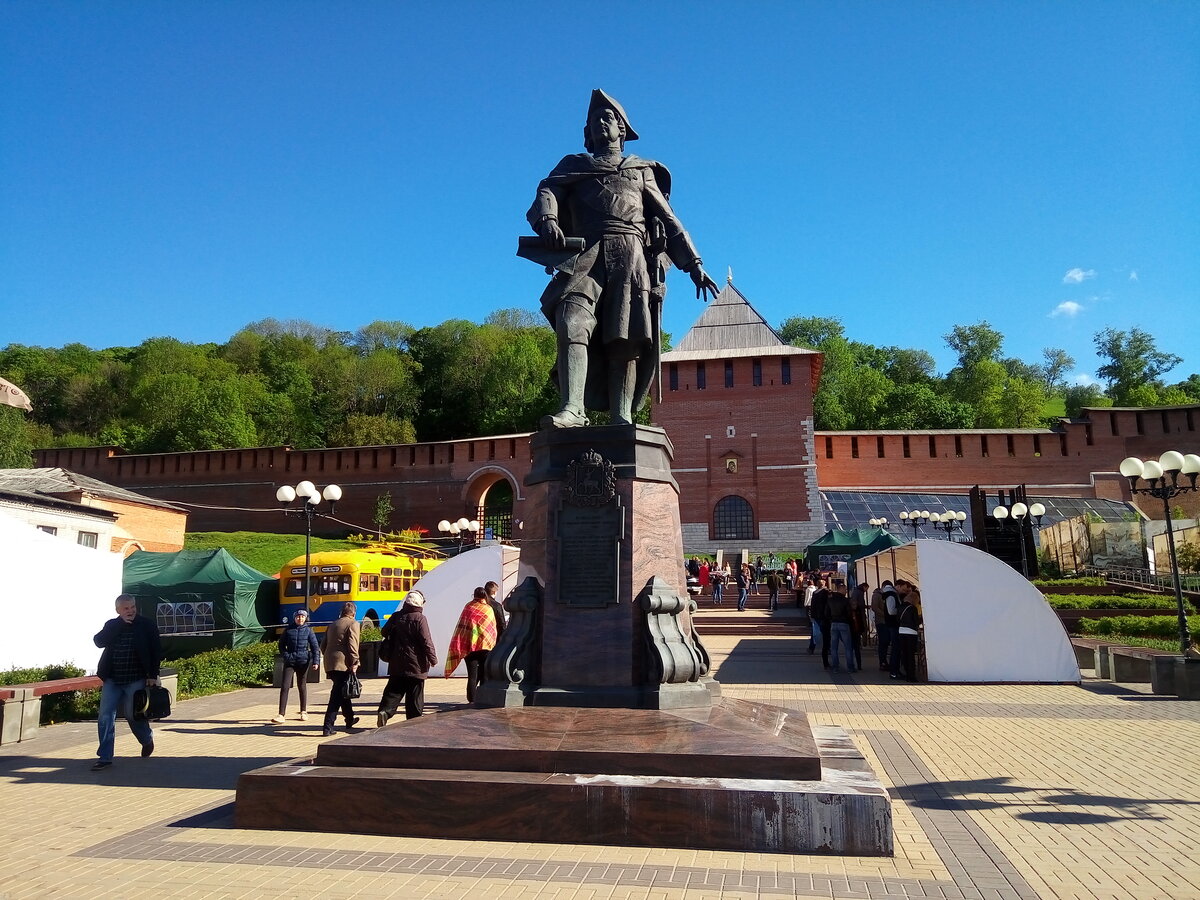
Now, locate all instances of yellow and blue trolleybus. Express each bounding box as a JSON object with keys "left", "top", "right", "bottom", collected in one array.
[{"left": 278, "top": 544, "right": 444, "bottom": 632}]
